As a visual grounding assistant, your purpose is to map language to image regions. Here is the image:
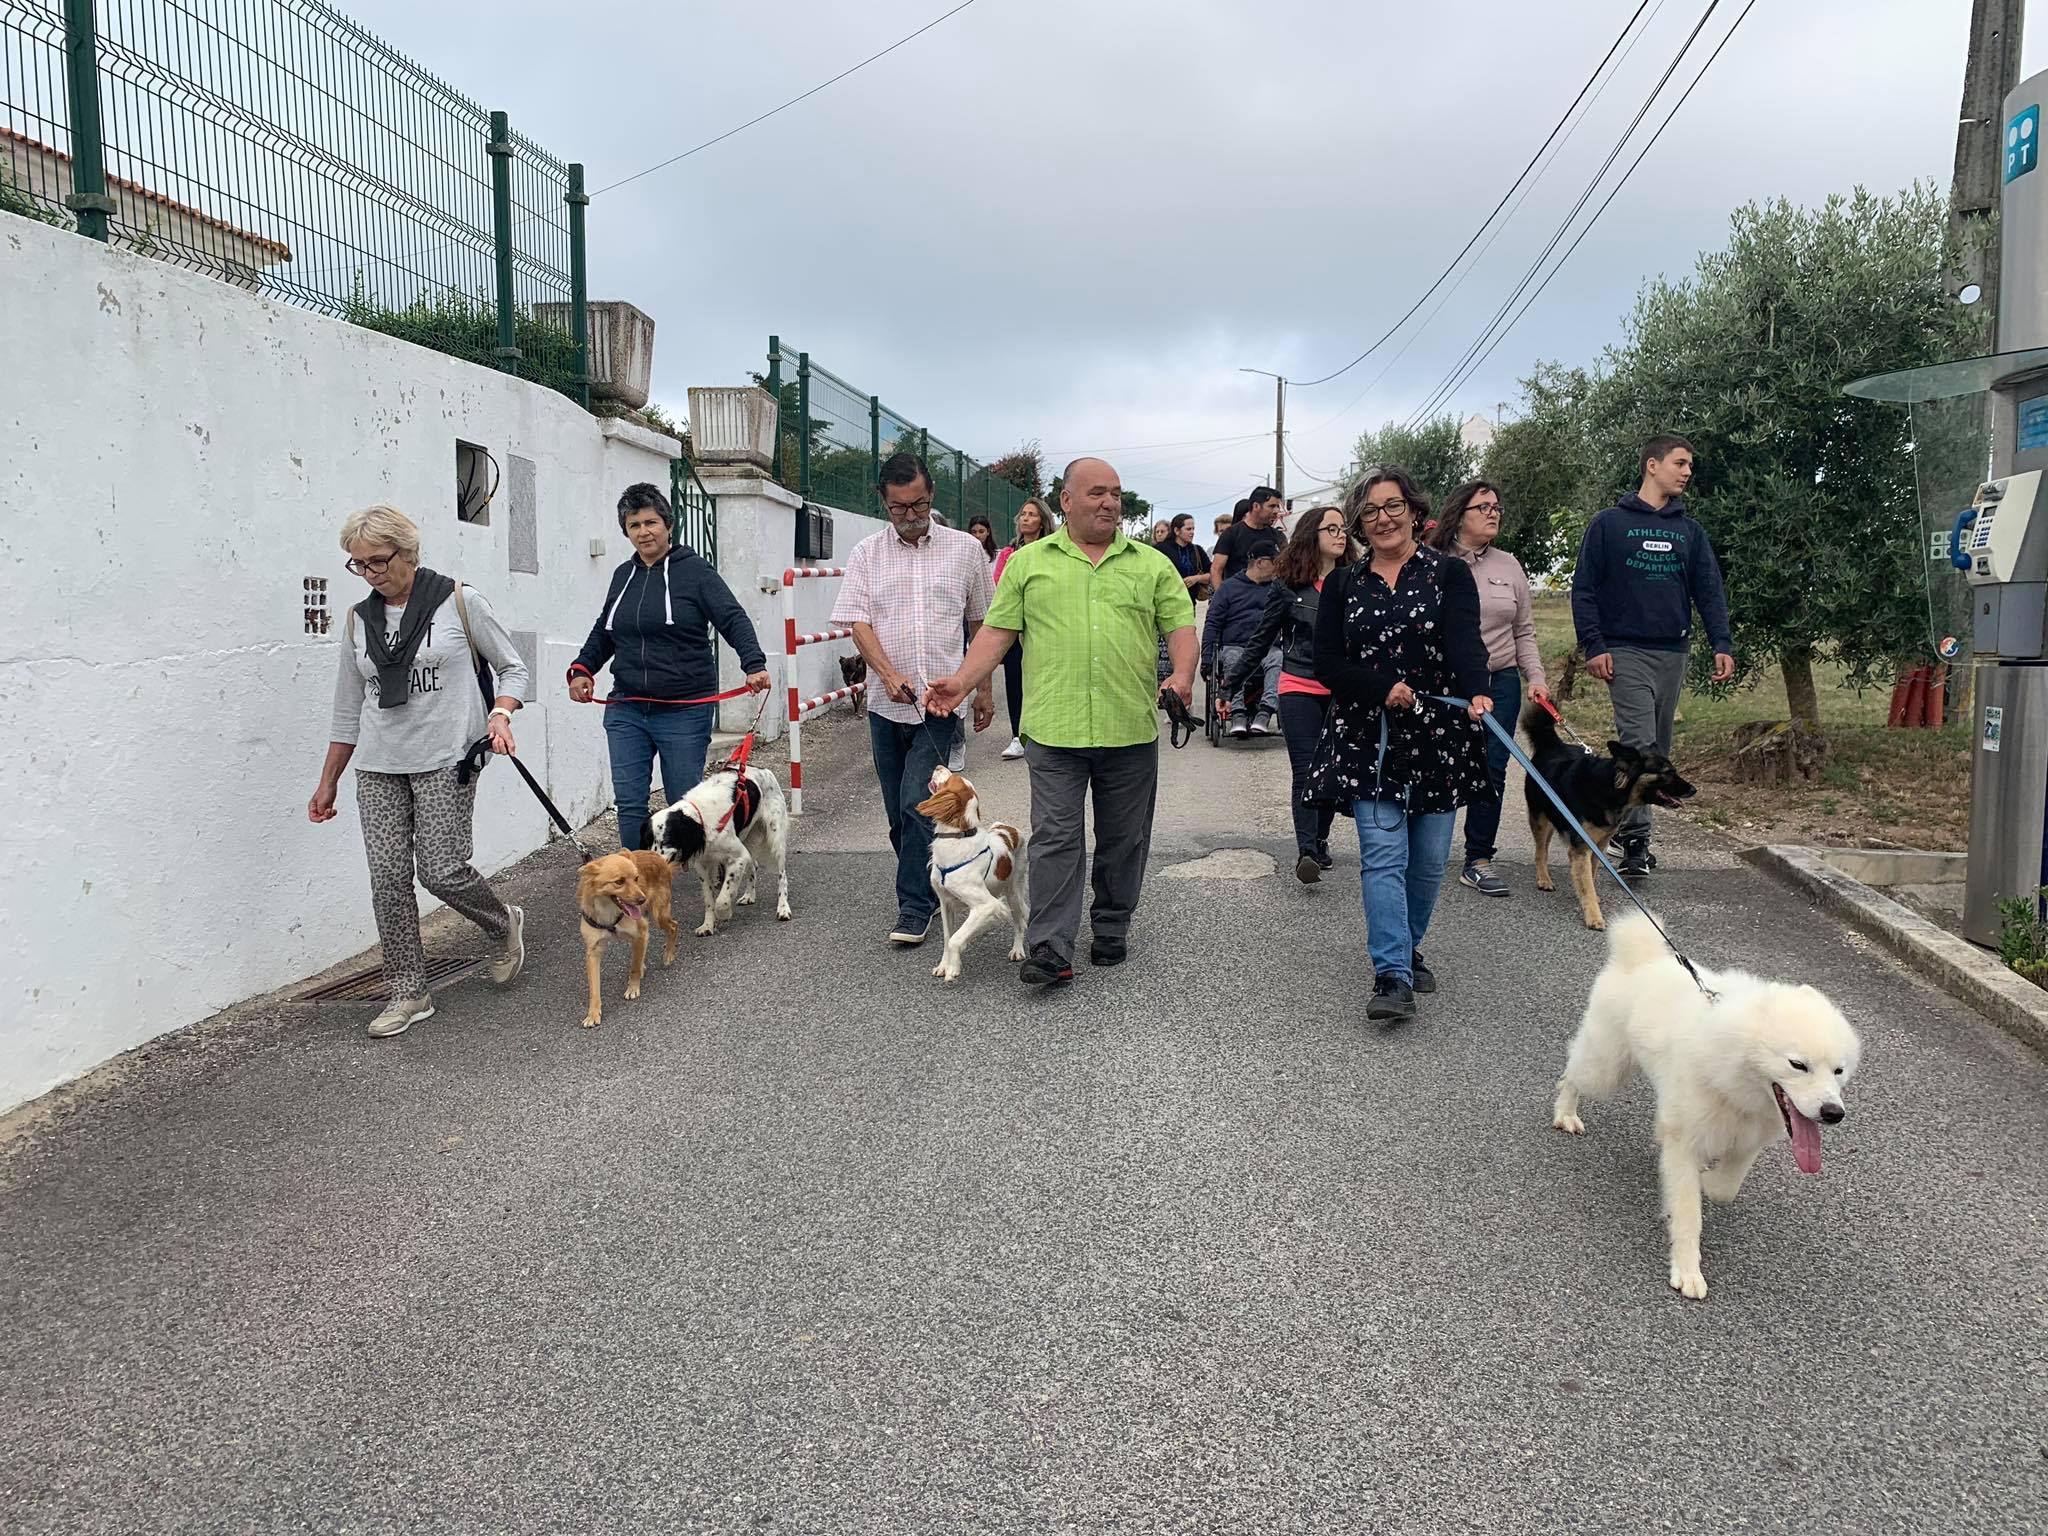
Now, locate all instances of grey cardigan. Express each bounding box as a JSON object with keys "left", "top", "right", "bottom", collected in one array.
[{"left": 331, "top": 584, "right": 530, "bottom": 774}]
